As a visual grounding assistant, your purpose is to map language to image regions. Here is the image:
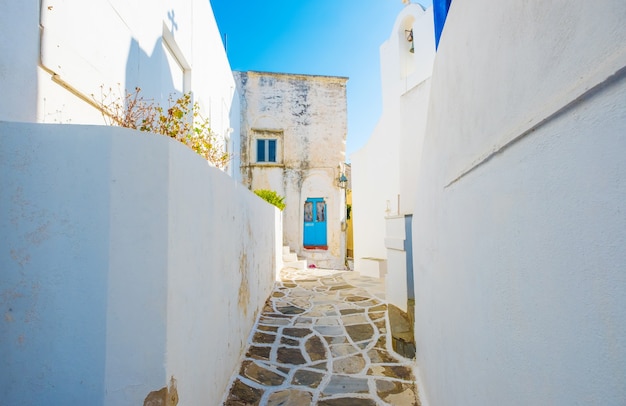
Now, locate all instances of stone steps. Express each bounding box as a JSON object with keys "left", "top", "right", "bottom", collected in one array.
[{"left": 282, "top": 246, "right": 307, "bottom": 270}]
